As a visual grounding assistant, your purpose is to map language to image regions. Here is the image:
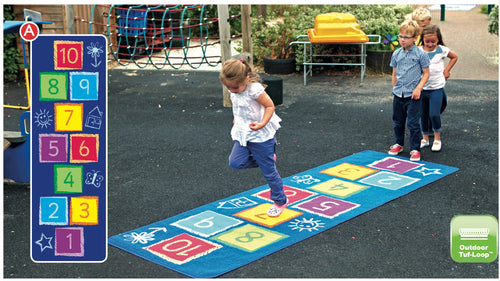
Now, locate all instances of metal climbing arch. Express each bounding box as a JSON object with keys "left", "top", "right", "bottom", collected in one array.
[{"left": 76, "top": 4, "right": 242, "bottom": 69}]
